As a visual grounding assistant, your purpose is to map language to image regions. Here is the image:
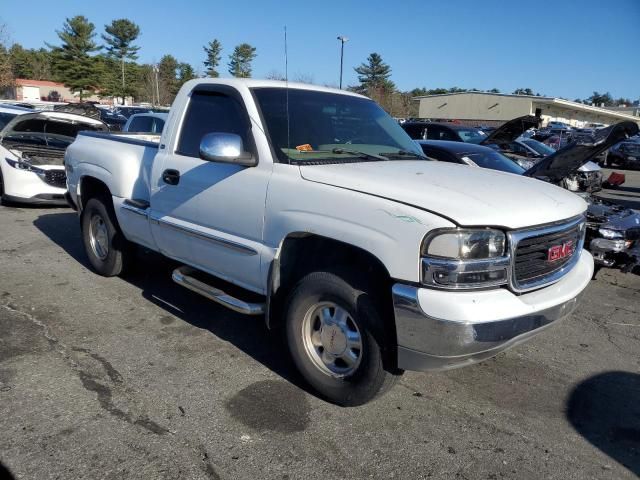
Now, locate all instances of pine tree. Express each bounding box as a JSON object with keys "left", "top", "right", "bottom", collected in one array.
[
  {"left": 353, "top": 53, "right": 394, "bottom": 94},
  {"left": 228, "top": 43, "right": 256, "bottom": 78},
  {"left": 158, "top": 54, "right": 179, "bottom": 104},
  {"left": 203, "top": 39, "right": 222, "bottom": 77},
  {"left": 102, "top": 19, "right": 140, "bottom": 103},
  {"left": 49, "top": 16, "right": 101, "bottom": 101}
]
